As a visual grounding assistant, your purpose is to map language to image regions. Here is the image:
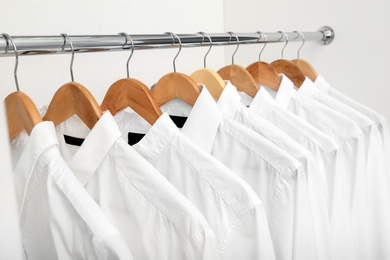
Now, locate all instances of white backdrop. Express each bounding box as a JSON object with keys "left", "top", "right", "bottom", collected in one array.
[{"left": 1, "top": 0, "right": 389, "bottom": 257}]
